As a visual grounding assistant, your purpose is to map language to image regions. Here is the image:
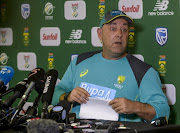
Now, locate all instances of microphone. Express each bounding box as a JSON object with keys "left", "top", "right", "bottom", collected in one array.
[
  {"left": 10, "top": 68, "right": 45, "bottom": 125},
  {"left": 2, "top": 78, "right": 29, "bottom": 109},
  {"left": 0, "top": 66, "right": 14, "bottom": 92},
  {"left": 41, "top": 69, "right": 58, "bottom": 119},
  {"left": 49, "top": 100, "right": 73, "bottom": 123}
]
